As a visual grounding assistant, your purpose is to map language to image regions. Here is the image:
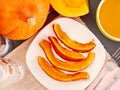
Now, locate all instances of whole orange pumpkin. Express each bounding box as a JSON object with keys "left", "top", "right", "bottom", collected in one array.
[{"left": 0, "top": 0, "right": 50, "bottom": 40}]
